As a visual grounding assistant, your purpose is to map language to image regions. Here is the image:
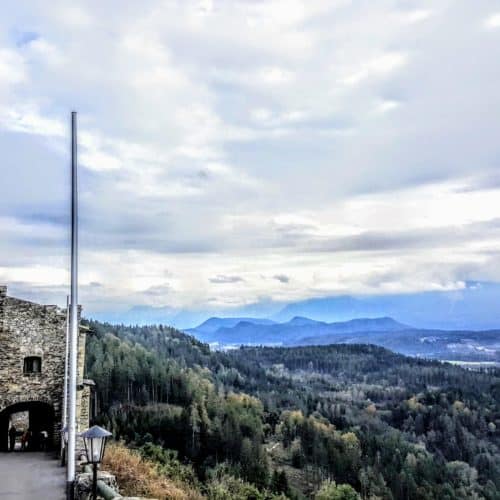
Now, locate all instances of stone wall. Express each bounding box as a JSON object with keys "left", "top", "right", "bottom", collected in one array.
[
  {"left": 0, "top": 290, "right": 66, "bottom": 419},
  {"left": 78, "top": 385, "right": 91, "bottom": 432},
  {"left": 0, "top": 285, "right": 90, "bottom": 449}
]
